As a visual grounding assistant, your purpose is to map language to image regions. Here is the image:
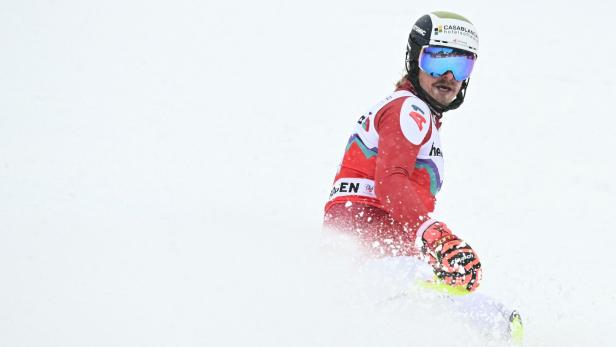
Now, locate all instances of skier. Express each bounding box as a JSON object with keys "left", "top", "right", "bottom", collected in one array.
[{"left": 324, "top": 11, "right": 483, "bottom": 293}]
